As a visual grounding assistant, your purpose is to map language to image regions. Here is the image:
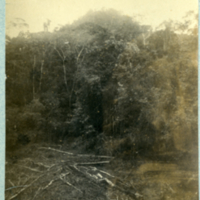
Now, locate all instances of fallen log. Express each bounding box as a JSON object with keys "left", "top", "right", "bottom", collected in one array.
[{"left": 76, "top": 161, "right": 110, "bottom": 165}]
